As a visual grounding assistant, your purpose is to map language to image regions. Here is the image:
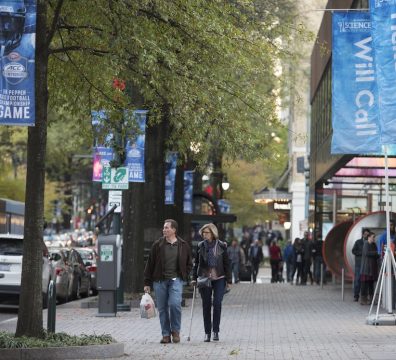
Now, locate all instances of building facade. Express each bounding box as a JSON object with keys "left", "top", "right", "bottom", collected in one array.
[{"left": 309, "top": 0, "right": 396, "bottom": 239}]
